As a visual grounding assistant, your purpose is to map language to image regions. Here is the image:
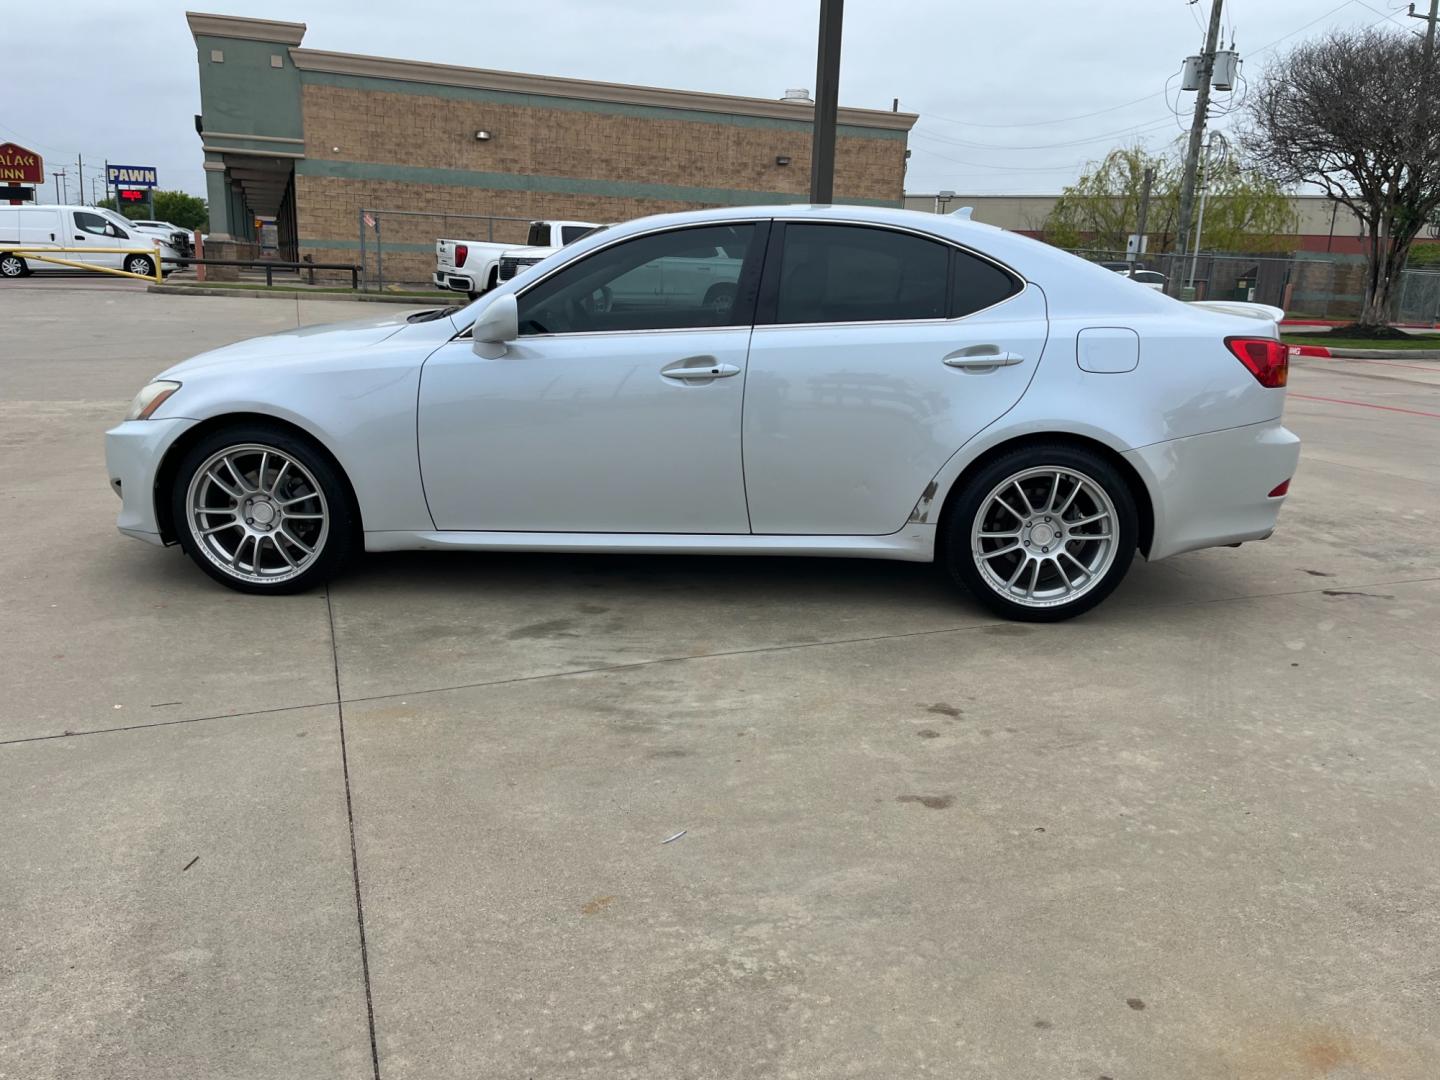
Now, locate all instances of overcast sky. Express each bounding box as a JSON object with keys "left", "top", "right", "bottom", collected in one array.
[{"left": 3, "top": 0, "right": 1416, "bottom": 204}]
